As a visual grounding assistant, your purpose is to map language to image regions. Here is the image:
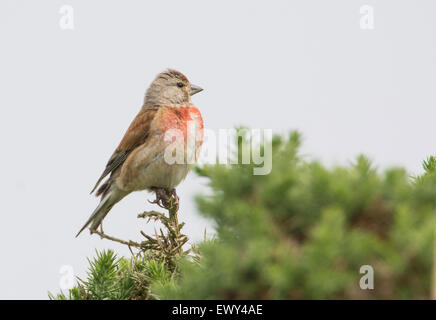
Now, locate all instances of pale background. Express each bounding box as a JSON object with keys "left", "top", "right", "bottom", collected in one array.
[{"left": 0, "top": 0, "right": 435, "bottom": 299}]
